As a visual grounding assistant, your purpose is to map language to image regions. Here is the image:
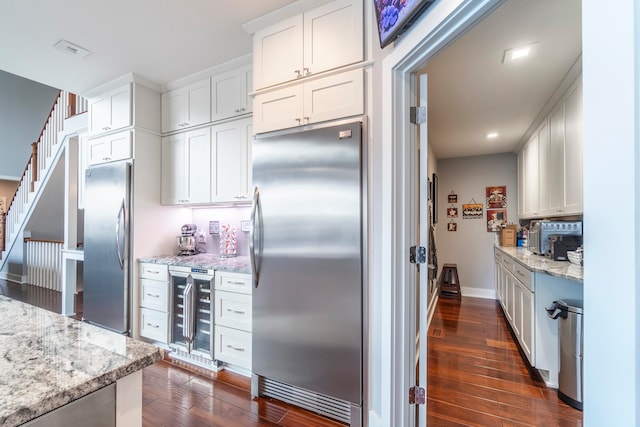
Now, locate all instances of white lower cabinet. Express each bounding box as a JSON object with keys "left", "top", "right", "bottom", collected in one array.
[
  {"left": 138, "top": 263, "right": 169, "bottom": 344},
  {"left": 214, "top": 271, "right": 252, "bottom": 371},
  {"left": 494, "top": 249, "right": 535, "bottom": 366}
]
